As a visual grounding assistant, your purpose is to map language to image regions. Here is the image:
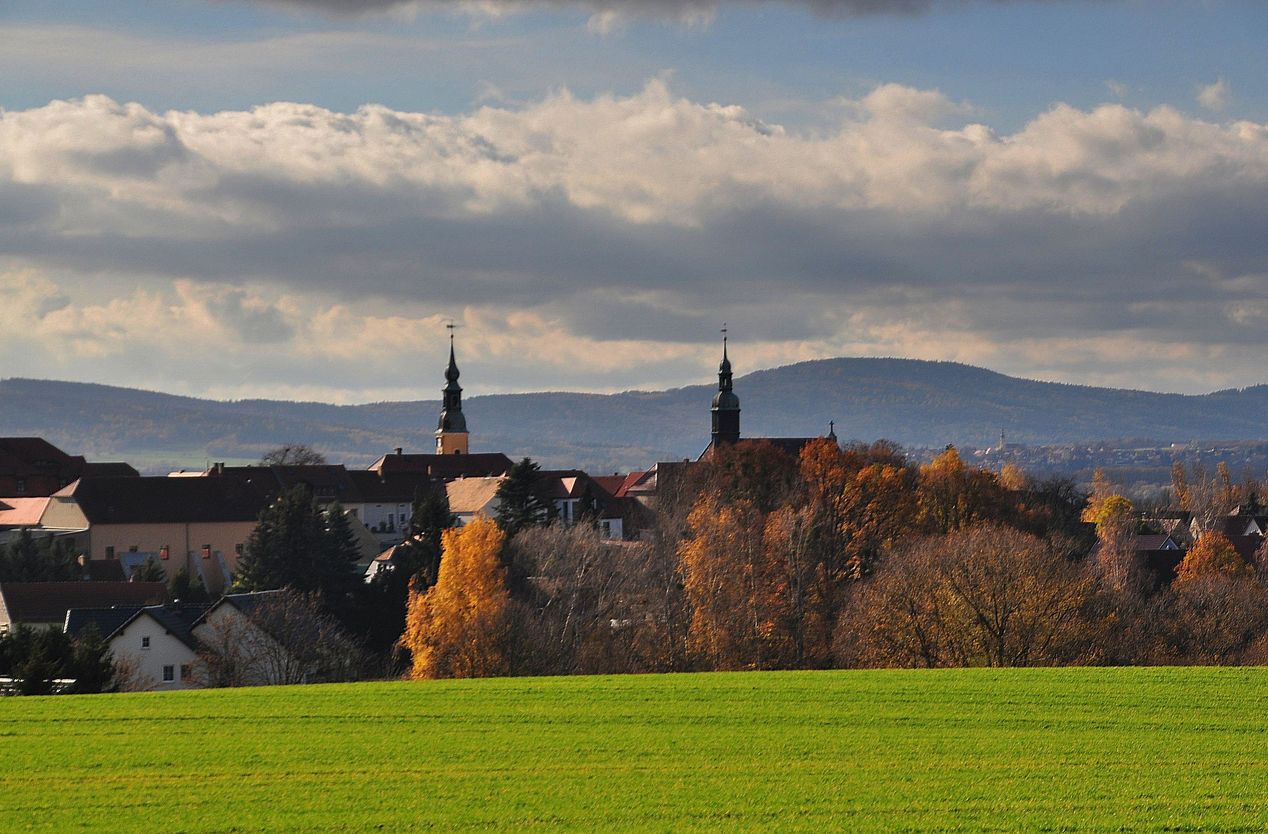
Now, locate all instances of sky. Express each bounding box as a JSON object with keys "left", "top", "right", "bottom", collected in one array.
[{"left": 1, "top": 0, "right": 1267, "bottom": 402}]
